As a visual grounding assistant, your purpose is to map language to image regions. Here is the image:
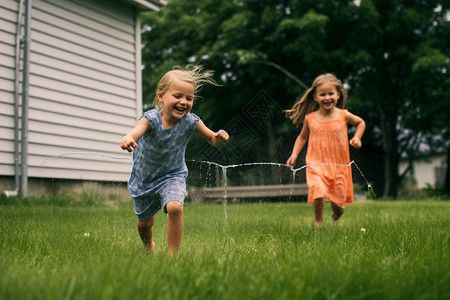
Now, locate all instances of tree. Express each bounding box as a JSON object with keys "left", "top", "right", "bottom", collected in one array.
[
  {"left": 349, "top": 0, "right": 450, "bottom": 197},
  {"left": 141, "top": 0, "right": 450, "bottom": 197}
]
